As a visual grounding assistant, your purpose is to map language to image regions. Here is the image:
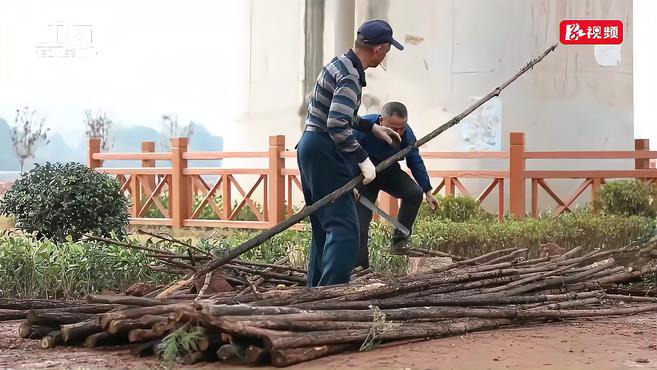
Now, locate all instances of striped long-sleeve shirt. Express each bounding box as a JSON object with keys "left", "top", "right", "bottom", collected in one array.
[{"left": 304, "top": 49, "right": 373, "bottom": 163}]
